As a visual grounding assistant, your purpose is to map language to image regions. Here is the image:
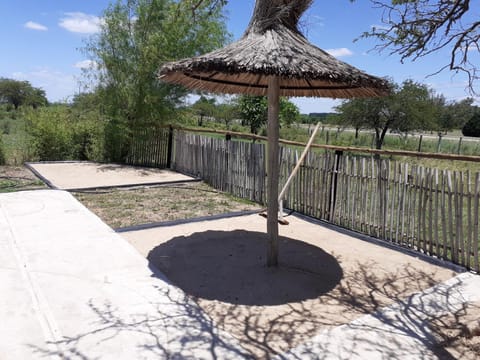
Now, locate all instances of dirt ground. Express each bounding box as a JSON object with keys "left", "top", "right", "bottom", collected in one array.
[
  {"left": 26, "top": 162, "right": 195, "bottom": 190},
  {"left": 121, "top": 214, "right": 474, "bottom": 359},
  {"left": 1, "top": 165, "right": 260, "bottom": 228}
]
